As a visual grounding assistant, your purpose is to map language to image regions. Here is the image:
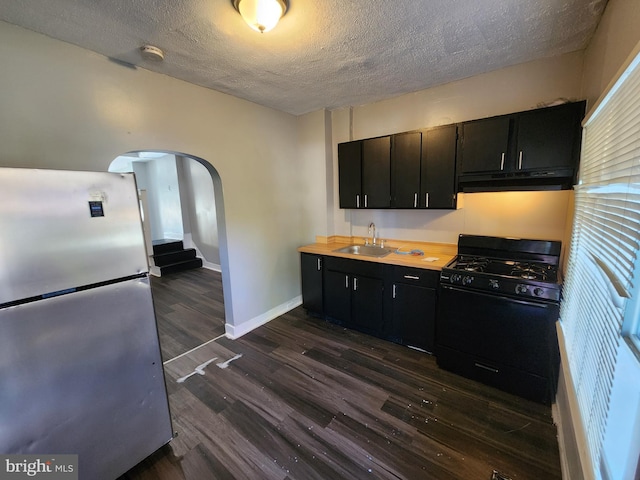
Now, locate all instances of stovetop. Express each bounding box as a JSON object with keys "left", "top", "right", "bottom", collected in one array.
[
  {"left": 440, "top": 234, "right": 562, "bottom": 302},
  {"left": 449, "top": 255, "right": 558, "bottom": 283}
]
